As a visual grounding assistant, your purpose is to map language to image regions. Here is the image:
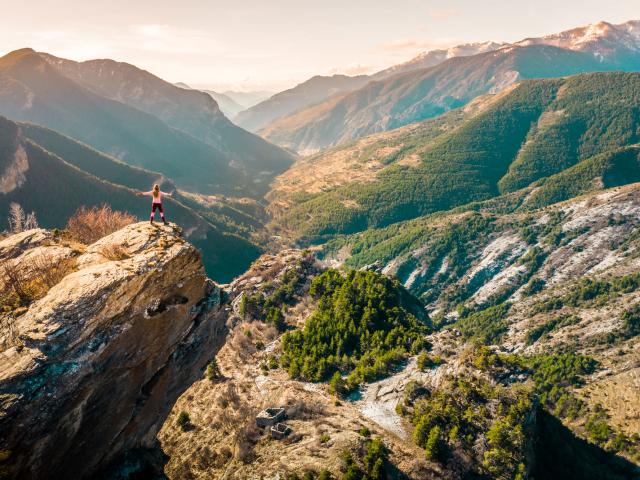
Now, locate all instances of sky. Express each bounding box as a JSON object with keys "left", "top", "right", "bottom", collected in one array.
[{"left": 0, "top": 0, "right": 638, "bottom": 92}]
